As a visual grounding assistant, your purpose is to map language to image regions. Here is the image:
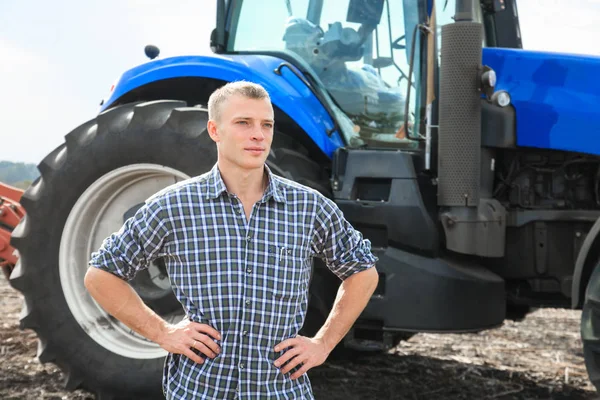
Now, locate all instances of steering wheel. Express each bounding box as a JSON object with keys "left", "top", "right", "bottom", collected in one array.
[{"left": 392, "top": 35, "right": 406, "bottom": 50}]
